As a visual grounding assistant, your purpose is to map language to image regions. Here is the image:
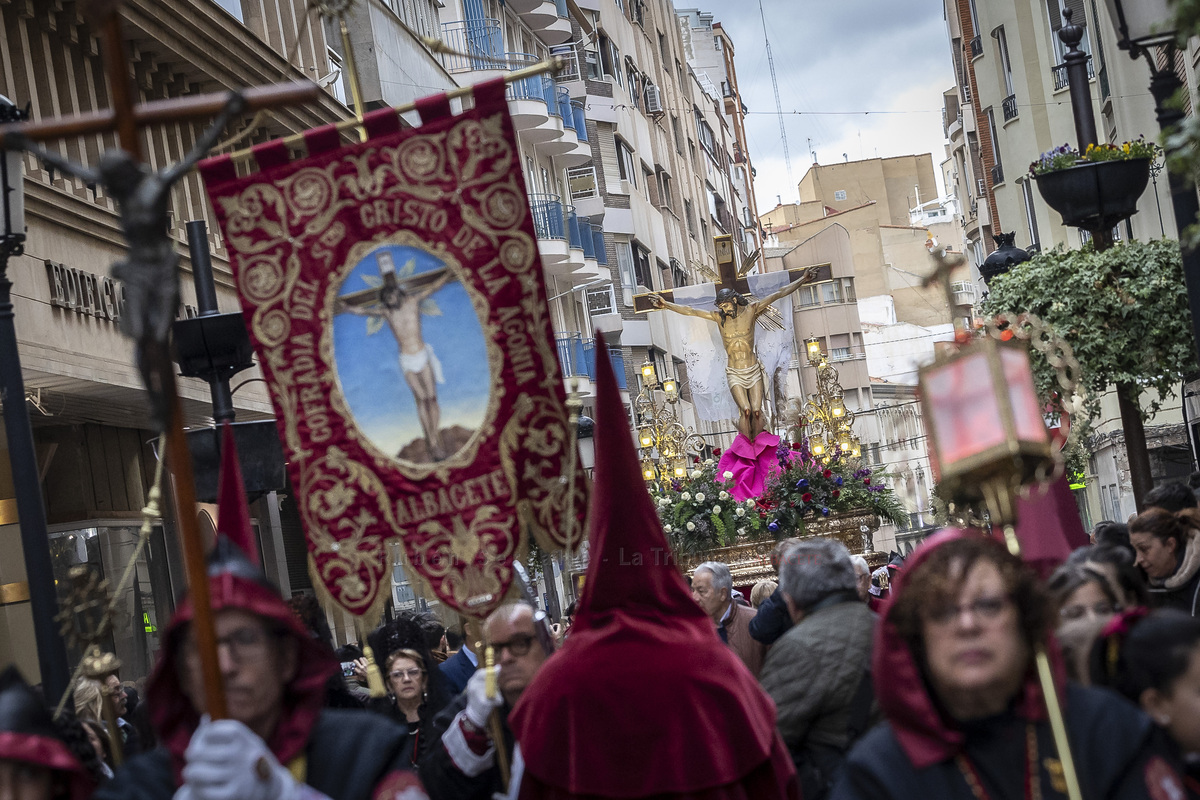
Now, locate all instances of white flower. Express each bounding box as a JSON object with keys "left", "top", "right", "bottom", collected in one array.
[
  {"left": 664, "top": 524, "right": 673, "bottom": 533},
  {"left": 686, "top": 522, "right": 696, "bottom": 531},
  {"left": 738, "top": 527, "right": 746, "bottom": 536},
  {"left": 736, "top": 507, "right": 746, "bottom": 517},
  {"left": 704, "top": 458, "right": 715, "bottom": 466},
  {"left": 719, "top": 491, "right": 729, "bottom": 500},
  {"left": 712, "top": 505, "right": 722, "bottom": 514},
  {"left": 696, "top": 493, "right": 706, "bottom": 502},
  {"left": 691, "top": 469, "right": 702, "bottom": 479},
  {"left": 722, "top": 470, "right": 734, "bottom": 480},
  {"left": 681, "top": 492, "right": 691, "bottom": 501}
]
